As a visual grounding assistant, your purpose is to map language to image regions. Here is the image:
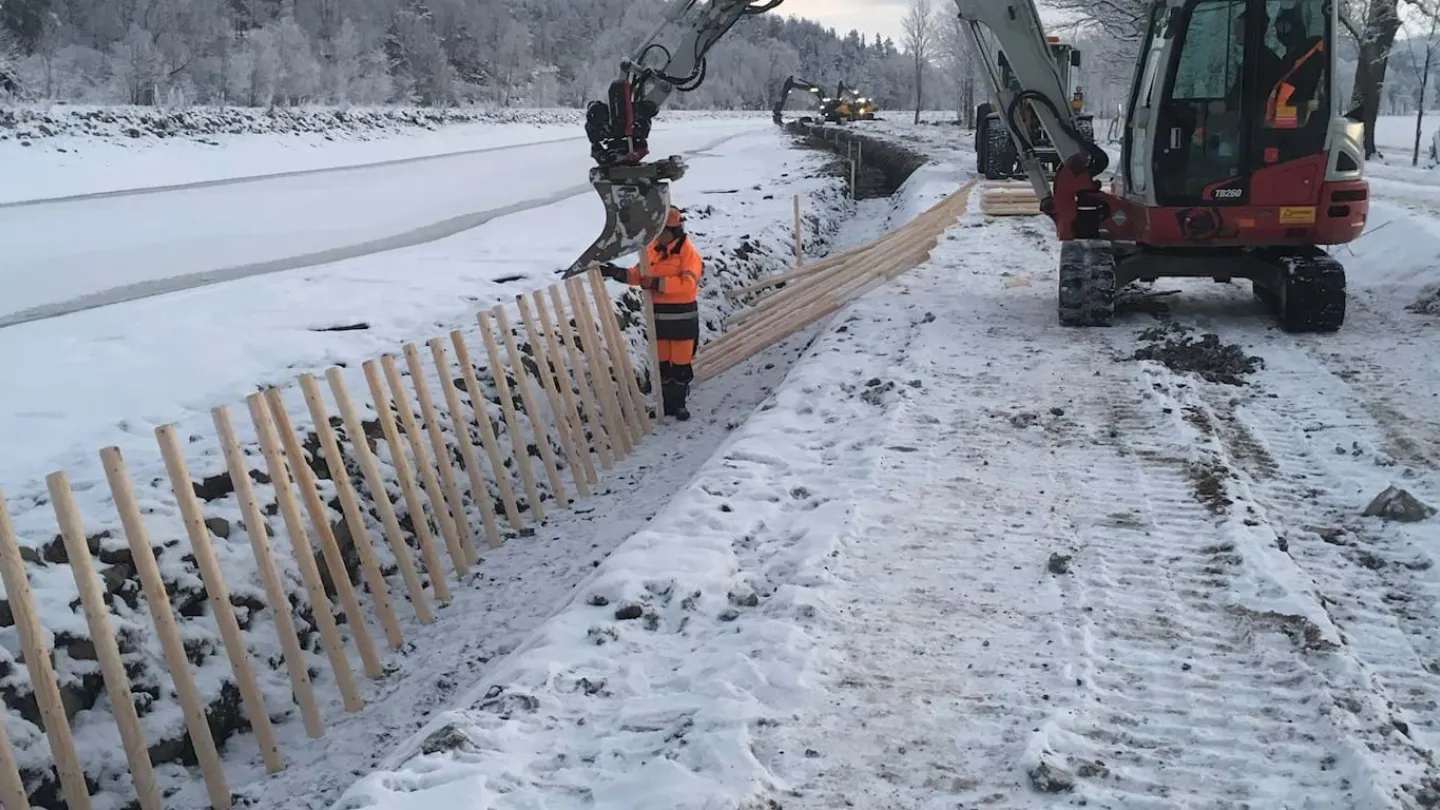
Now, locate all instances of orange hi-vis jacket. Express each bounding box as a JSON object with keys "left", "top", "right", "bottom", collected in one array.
[{"left": 625, "top": 235, "right": 703, "bottom": 306}]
